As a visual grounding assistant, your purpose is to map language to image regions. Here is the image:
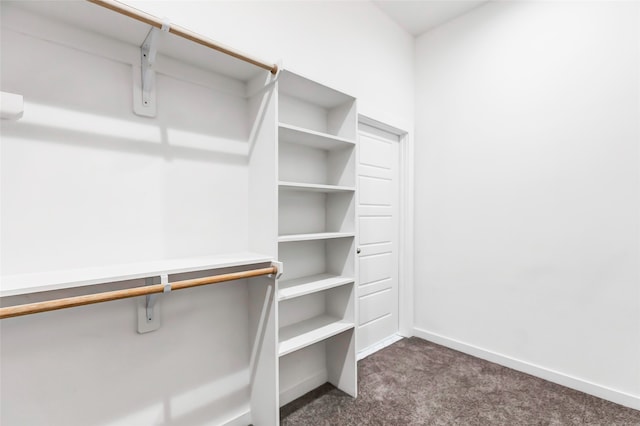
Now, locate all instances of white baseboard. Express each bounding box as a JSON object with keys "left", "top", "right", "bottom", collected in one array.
[
  {"left": 221, "top": 410, "right": 251, "bottom": 426},
  {"left": 279, "top": 370, "right": 328, "bottom": 407},
  {"left": 357, "top": 333, "right": 404, "bottom": 360},
  {"left": 413, "top": 327, "right": 640, "bottom": 411}
]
